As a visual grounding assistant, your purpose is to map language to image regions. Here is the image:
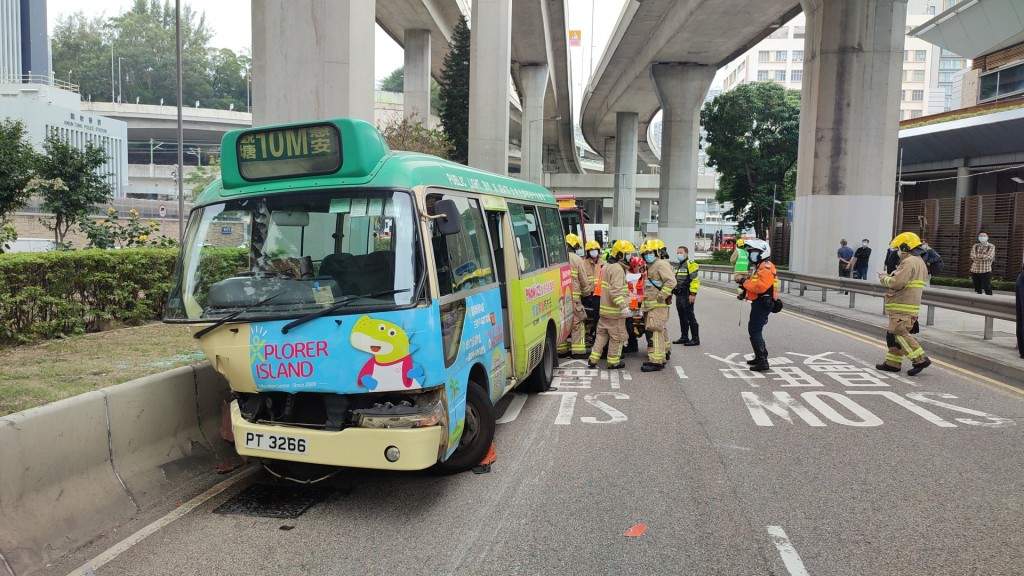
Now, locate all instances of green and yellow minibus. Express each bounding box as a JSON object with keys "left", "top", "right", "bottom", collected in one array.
[{"left": 165, "top": 118, "right": 571, "bottom": 478}]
